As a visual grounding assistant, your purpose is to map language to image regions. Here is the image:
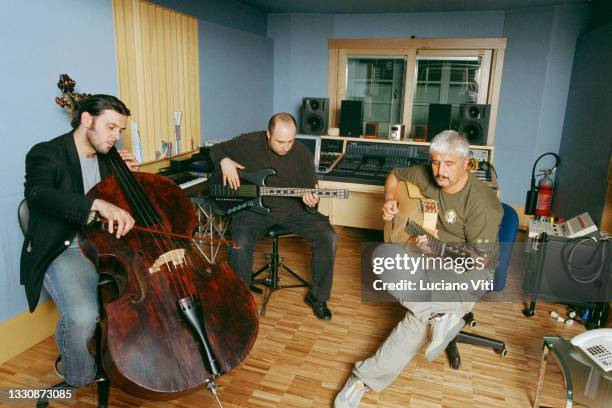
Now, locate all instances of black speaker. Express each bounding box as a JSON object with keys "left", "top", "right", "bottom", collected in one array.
[
  {"left": 427, "top": 104, "right": 452, "bottom": 141},
  {"left": 340, "top": 100, "right": 363, "bottom": 137},
  {"left": 458, "top": 104, "right": 490, "bottom": 145},
  {"left": 300, "top": 97, "right": 329, "bottom": 135}
]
